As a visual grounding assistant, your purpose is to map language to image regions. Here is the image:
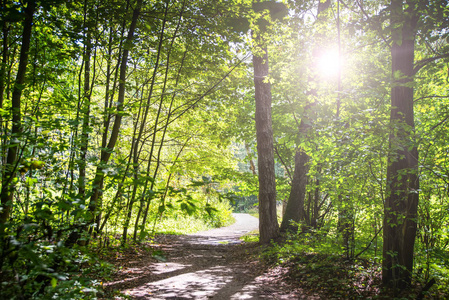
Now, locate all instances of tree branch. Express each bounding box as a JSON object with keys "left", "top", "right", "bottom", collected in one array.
[
  {"left": 274, "top": 145, "right": 293, "bottom": 181},
  {"left": 355, "top": 225, "right": 383, "bottom": 259},
  {"left": 414, "top": 95, "right": 449, "bottom": 103},
  {"left": 414, "top": 52, "right": 449, "bottom": 74}
]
